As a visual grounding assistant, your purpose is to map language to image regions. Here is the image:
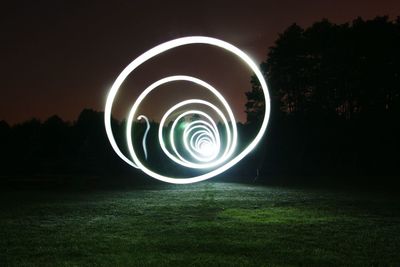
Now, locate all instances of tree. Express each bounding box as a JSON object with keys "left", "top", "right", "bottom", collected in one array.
[{"left": 244, "top": 16, "right": 400, "bottom": 182}]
